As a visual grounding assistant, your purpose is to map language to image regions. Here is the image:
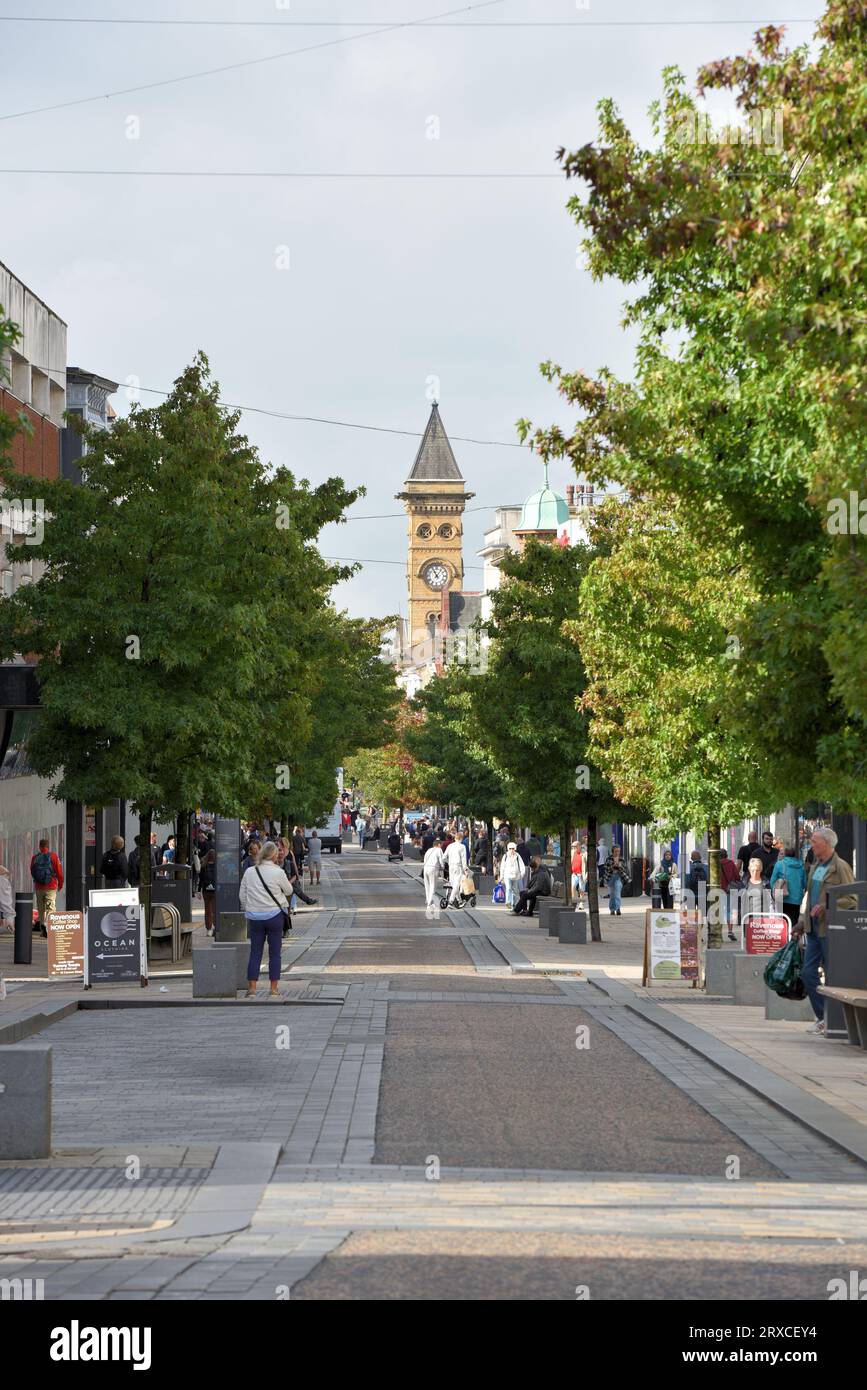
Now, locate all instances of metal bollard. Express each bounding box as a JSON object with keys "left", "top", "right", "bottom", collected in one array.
[{"left": 14, "top": 891, "right": 34, "bottom": 965}]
